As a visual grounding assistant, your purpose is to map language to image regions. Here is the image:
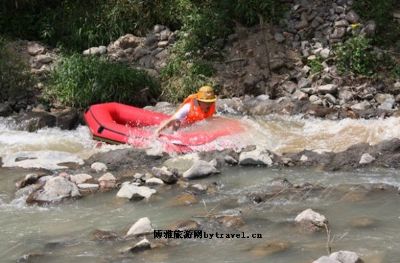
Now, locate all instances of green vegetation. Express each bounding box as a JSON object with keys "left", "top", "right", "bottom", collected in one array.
[
  {"left": 335, "top": 36, "right": 378, "bottom": 76},
  {"left": 353, "top": 0, "right": 400, "bottom": 46},
  {"left": 308, "top": 56, "right": 324, "bottom": 75},
  {"left": 0, "top": 0, "right": 288, "bottom": 103},
  {"left": 0, "top": 37, "right": 35, "bottom": 104},
  {"left": 46, "top": 54, "right": 159, "bottom": 108}
]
